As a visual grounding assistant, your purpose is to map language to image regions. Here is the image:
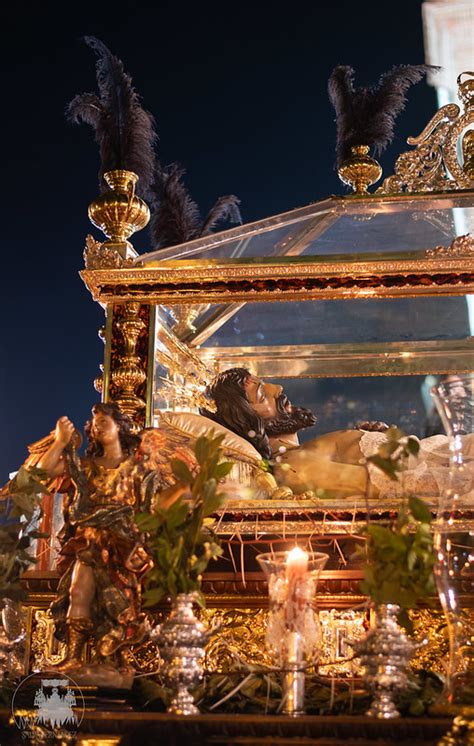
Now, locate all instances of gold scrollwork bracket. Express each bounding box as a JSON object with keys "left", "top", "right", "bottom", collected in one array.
[
  {"left": 425, "top": 233, "right": 474, "bottom": 258},
  {"left": 379, "top": 72, "right": 474, "bottom": 194},
  {"left": 84, "top": 234, "right": 138, "bottom": 270}
]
